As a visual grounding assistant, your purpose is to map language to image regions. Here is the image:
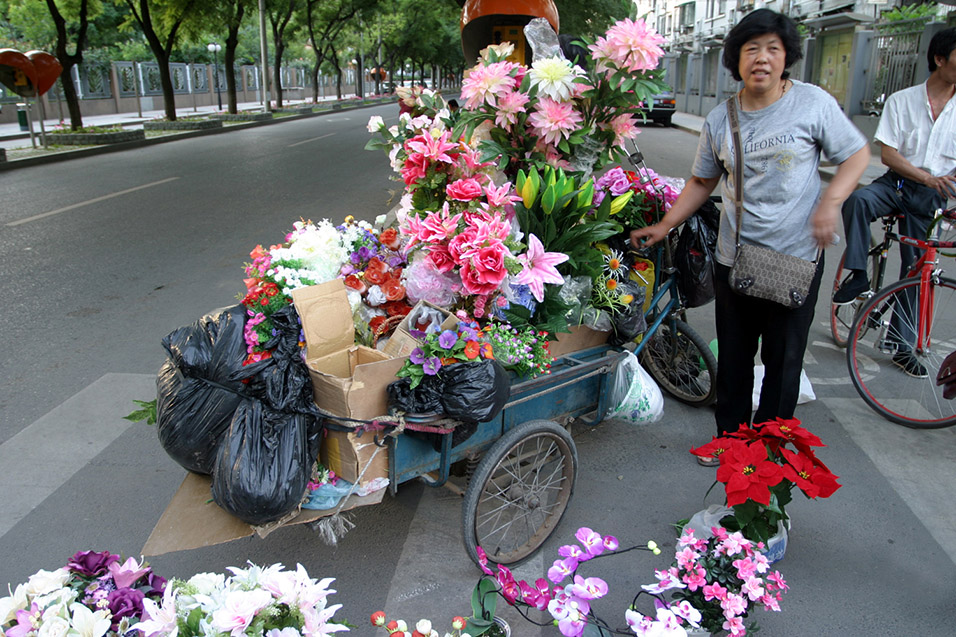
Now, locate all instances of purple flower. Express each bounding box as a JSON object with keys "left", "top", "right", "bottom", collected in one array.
[
  {"left": 460, "top": 327, "right": 478, "bottom": 342},
  {"left": 409, "top": 347, "right": 425, "bottom": 365},
  {"left": 144, "top": 572, "right": 167, "bottom": 598},
  {"left": 387, "top": 255, "right": 406, "bottom": 268},
  {"left": 107, "top": 588, "right": 145, "bottom": 627},
  {"left": 358, "top": 246, "right": 372, "bottom": 261},
  {"left": 350, "top": 252, "right": 362, "bottom": 264},
  {"left": 596, "top": 166, "right": 631, "bottom": 196},
  {"left": 422, "top": 357, "right": 442, "bottom": 375},
  {"left": 68, "top": 550, "right": 120, "bottom": 577},
  {"left": 438, "top": 330, "right": 458, "bottom": 349}
]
